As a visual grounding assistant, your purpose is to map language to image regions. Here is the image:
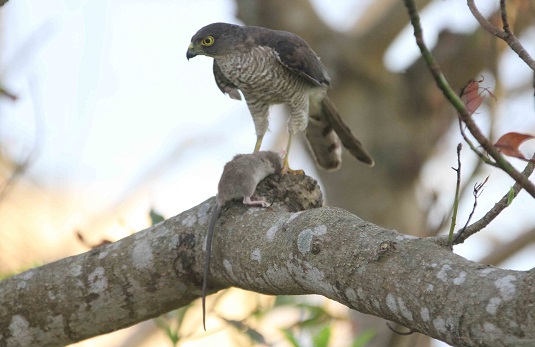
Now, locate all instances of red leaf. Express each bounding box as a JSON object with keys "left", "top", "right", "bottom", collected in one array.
[
  {"left": 459, "top": 78, "right": 496, "bottom": 115},
  {"left": 494, "top": 132, "right": 535, "bottom": 162}
]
